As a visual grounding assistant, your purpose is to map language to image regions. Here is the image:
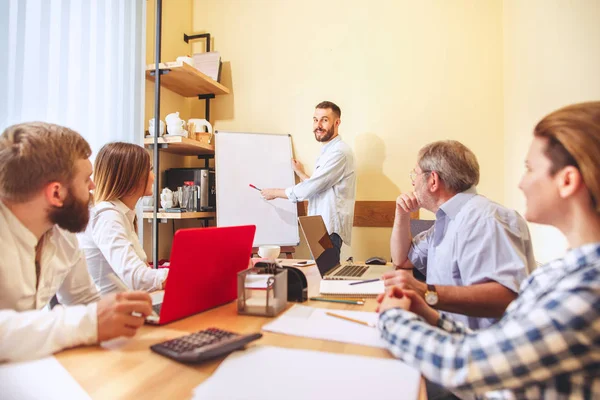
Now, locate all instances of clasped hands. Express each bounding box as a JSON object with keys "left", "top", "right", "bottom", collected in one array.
[{"left": 377, "top": 270, "right": 440, "bottom": 326}]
